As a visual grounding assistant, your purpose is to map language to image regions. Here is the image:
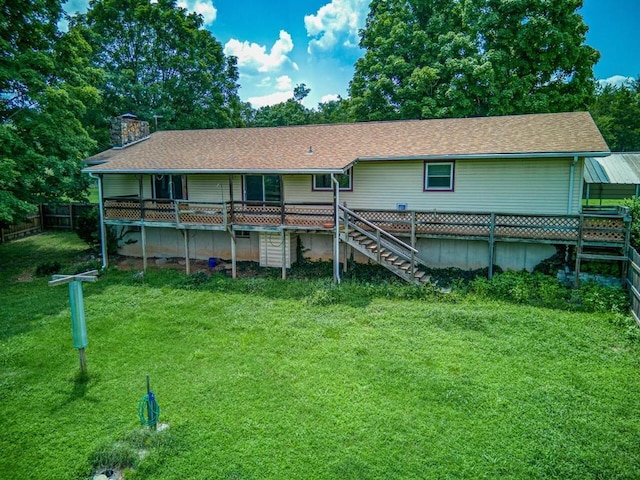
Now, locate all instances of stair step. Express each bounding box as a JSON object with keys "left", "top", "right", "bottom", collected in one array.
[{"left": 386, "top": 255, "right": 398, "bottom": 263}]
